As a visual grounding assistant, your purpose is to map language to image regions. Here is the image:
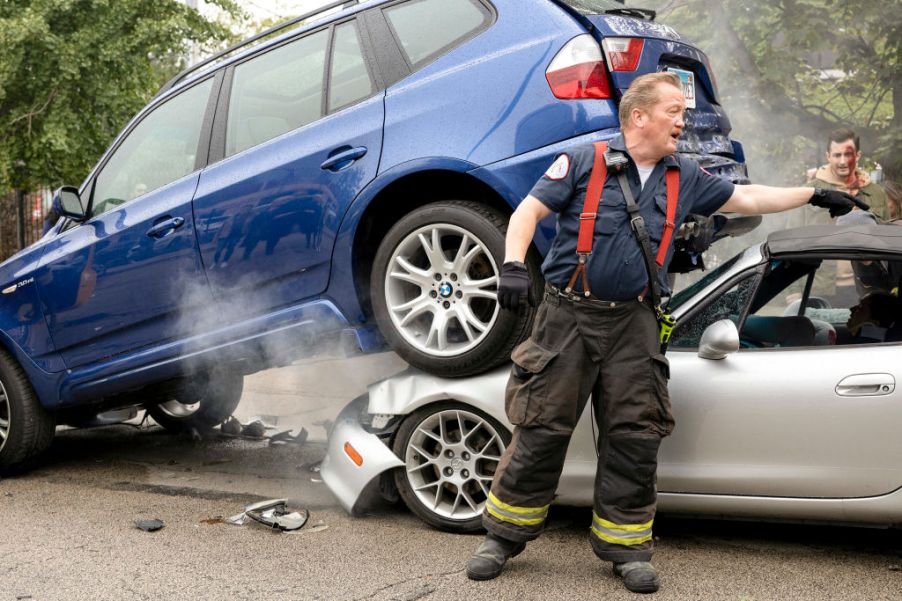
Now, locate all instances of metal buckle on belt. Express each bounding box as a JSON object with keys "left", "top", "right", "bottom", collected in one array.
[{"left": 551, "top": 285, "right": 582, "bottom": 302}]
